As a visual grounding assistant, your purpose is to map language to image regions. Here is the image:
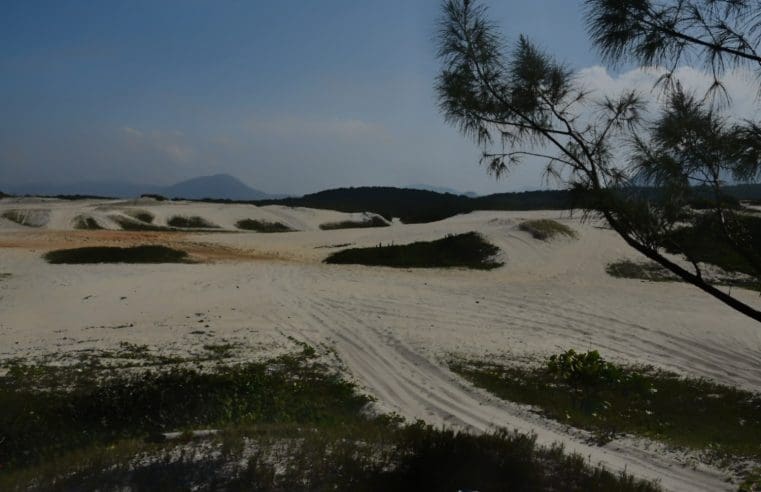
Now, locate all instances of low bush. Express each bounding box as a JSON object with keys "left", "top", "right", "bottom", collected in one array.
[
  {"left": 0, "top": 349, "right": 659, "bottom": 492},
  {"left": 319, "top": 215, "right": 389, "bottom": 230},
  {"left": 324, "top": 232, "right": 502, "bottom": 270},
  {"left": 606, "top": 259, "right": 760, "bottom": 291},
  {"left": 605, "top": 260, "right": 677, "bottom": 282},
  {"left": 1, "top": 209, "right": 49, "bottom": 227},
  {"left": 235, "top": 218, "right": 294, "bottom": 232},
  {"left": 451, "top": 351, "right": 761, "bottom": 460},
  {"left": 72, "top": 215, "right": 104, "bottom": 230},
  {"left": 44, "top": 245, "right": 192, "bottom": 264},
  {"left": 110, "top": 215, "right": 174, "bottom": 232},
  {"left": 518, "top": 219, "right": 577, "bottom": 240},
  {"left": 126, "top": 210, "right": 155, "bottom": 223},
  {"left": 167, "top": 215, "right": 219, "bottom": 229}
]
